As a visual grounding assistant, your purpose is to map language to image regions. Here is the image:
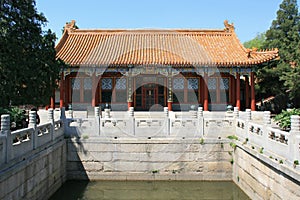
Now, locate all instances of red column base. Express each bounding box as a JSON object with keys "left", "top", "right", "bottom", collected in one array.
[
  {"left": 251, "top": 100, "right": 256, "bottom": 111},
  {"left": 50, "top": 97, "right": 55, "bottom": 109},
  {"left": 167, "top": 102, "right": 172, "bottom": 111},
  {"left": 92, "top": 99, "right": 96, "bottom": 107},
  {"left": 59, "top": 100, "right": 64, "bottom": 108},
  {"left": 236, "top": 100, "right": 241, "bottom": 111},
  {"left": 203, "top": 100, "right": 209, "bottom": 111},
  {"left": 128, "top": 101, "right": 133, "bottom": 110}
]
